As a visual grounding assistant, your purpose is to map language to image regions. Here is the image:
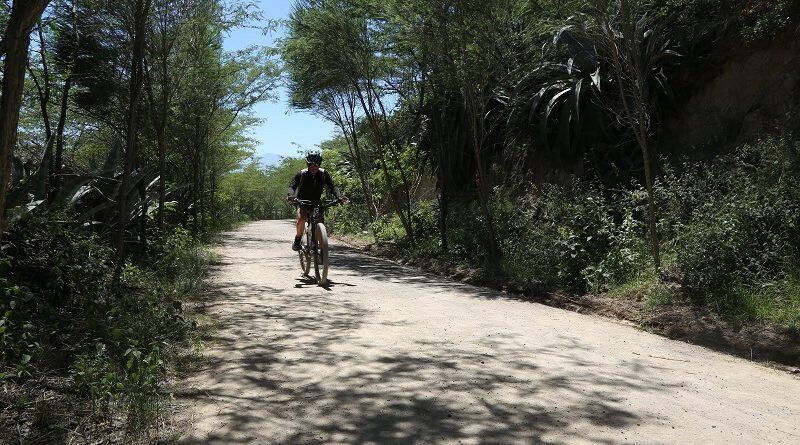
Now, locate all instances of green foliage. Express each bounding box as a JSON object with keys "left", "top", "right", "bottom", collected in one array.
[
  {"left": 0, "top": 214, "right": 112, "bottom": 381},
  {"left": 738, "top": 0, "right": 794, "bottom": 42},
  {"left": 495, "top": 183, "right": 647, "bottom": 291},
  {"left": 0, "top": 280, "right": 40, "bottom": 381},
  {"left": 664, "top": 138, "right": 800, "bottom": 319},
  {"left": 371, "top": 213, "right": 407, "bottom": 243},
  {"left": 216, "top": 160, "right": 273, "bottom": 223},
  {"left": 324, "top": 139, "right": 374, "bottom": 232},
  {"left": 330, "top": 200, "right": 371, "bottom": 235},
  {"left": 661, "top": 0, "right": 796, "bottom": 44},
  {"left": 334, "top": 131, "right": 799, "bottom": 330},
  {"left": 72, "top": 343, "right": 118, "bottom": 409},
  {"left": 1, "top": 215, "right": 209, "bottom": 431}
]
